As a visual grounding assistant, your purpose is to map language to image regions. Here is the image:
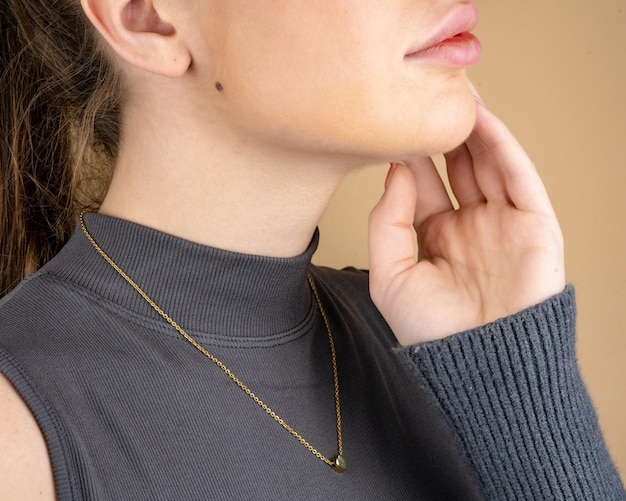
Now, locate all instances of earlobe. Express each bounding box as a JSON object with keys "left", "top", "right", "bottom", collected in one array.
[{"left": 80, "top": 0, "right": 191, "bottom": 77}]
